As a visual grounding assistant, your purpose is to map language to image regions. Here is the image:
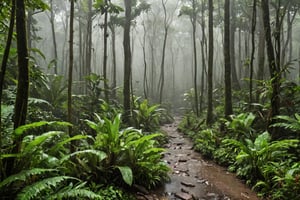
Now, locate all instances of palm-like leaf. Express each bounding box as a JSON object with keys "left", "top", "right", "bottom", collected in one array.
[
  {"left": 17, "top": 176, "right": 78, "bottom": 200},
  {"left": 0, "top": 168, "right": 56, "bottom": 189}
]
